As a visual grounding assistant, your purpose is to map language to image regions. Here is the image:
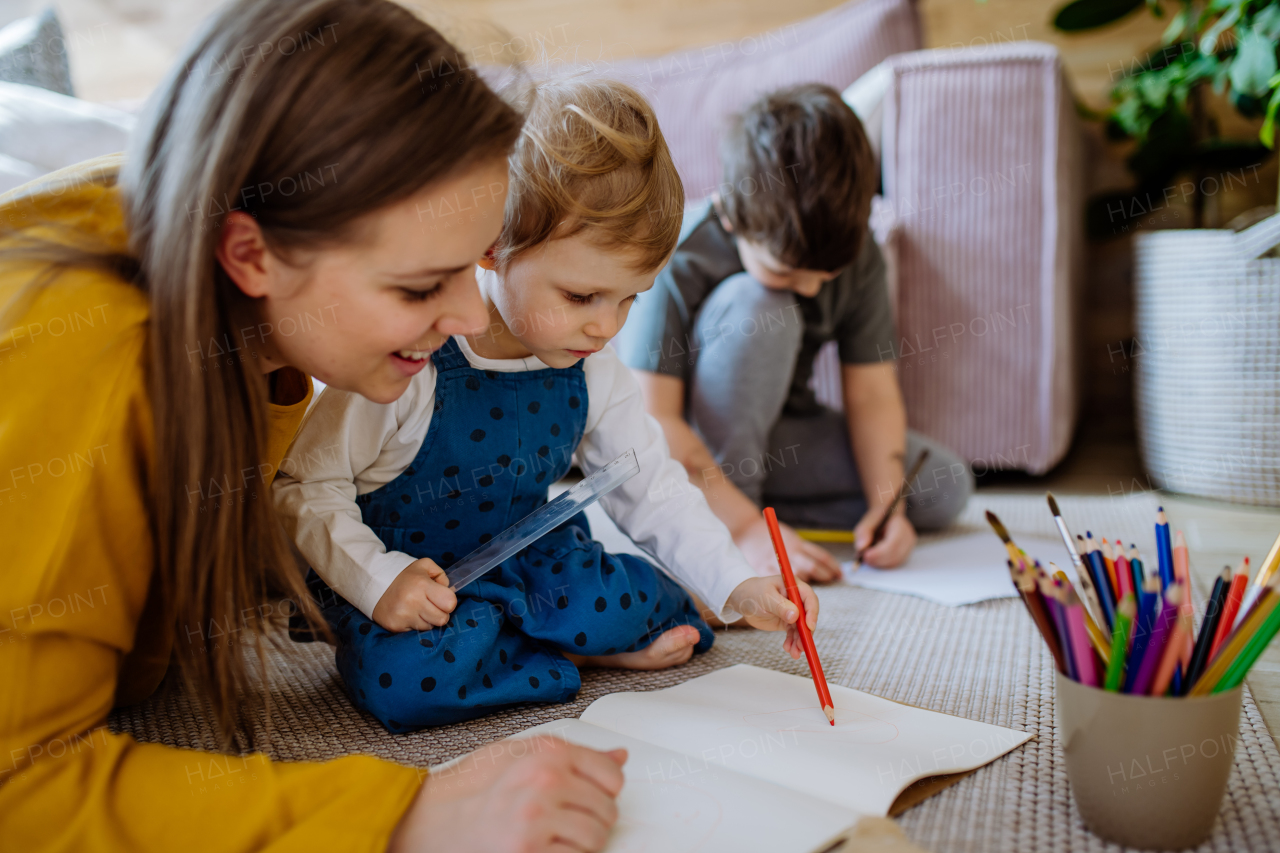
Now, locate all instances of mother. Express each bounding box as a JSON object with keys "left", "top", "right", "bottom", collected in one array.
[{"left": 0, "top": 1, "right": 626, "bottom": 850}]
